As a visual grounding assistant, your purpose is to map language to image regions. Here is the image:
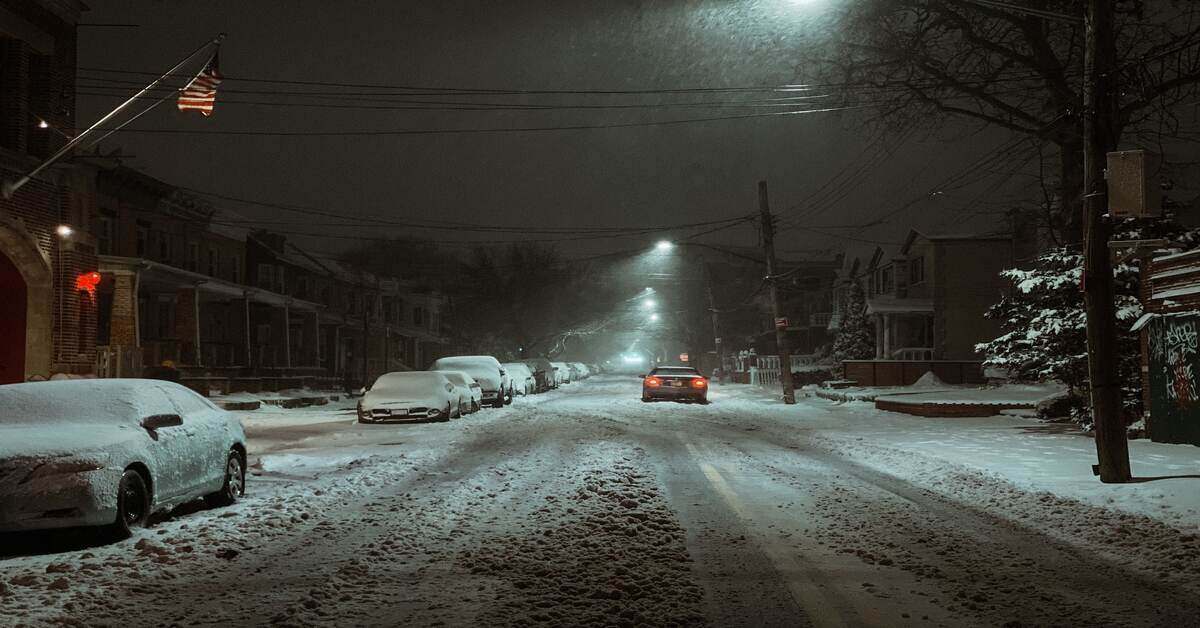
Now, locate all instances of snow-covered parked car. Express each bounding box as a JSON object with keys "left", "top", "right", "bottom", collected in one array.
[
  {"left": 522, "top": 358, "right": 557, "bottom": 392},
  {"left": 436, "top": 370, "right": 482, "bottom": 414},
  {"left": 552, "top": 362, "right": 572, "bottom": 385},
  {"left": 429, "top": 356, "right": 511, "bottom": 408},
  {"left": 358, "top": 372, "right": 459, "bottom": 423},
  {"left": 0, "top": 379, "right": 246, "bottom": 538},
  {"left": 502, "top": 363, "right": 535, "bottom": 395}
]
